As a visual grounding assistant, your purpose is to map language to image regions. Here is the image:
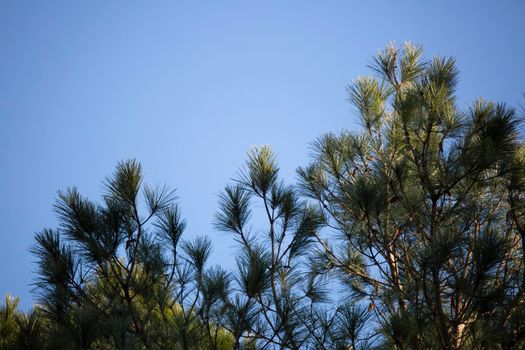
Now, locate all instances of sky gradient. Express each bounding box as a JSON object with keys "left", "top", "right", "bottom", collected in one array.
[{"left": 1, "top": 1, "right": 524, "bottom": 309}]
